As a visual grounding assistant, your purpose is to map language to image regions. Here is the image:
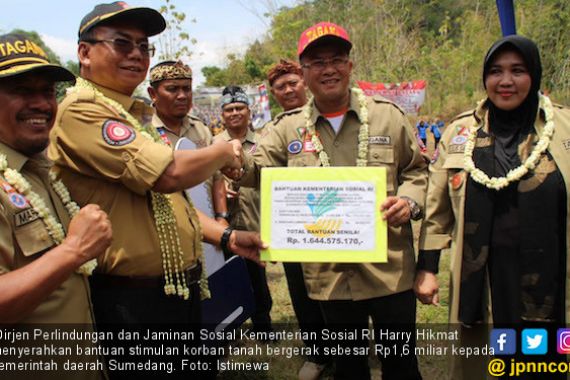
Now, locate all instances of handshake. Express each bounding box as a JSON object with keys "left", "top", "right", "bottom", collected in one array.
[{"left": 215, "top": 139, "right": 246, "bottom": 180}]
